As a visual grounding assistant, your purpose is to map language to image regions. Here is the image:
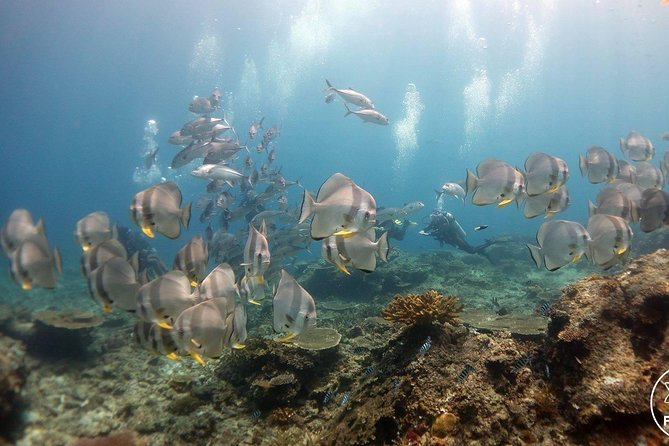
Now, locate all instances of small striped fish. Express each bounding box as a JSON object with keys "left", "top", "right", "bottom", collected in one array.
[
  {"left": 535, "top": 301, "right": 552, "bottom": 316},
  {"left": 457, "top": 364, "right": 475, "bottom": 383},
  {"left": 353, "top": 346, "right": 367, "bottom": 355},
  {"left": 340, "top": 393, "right": 350, "bottom": 406},
  {"left": 511, "top": 353, "right": 533, "bottom": 374},
  {"left": 322, "top": 389, "right": 335, "bottom": 405},
  {"left": 418, "top": 336, "right": 432, "bottom": 355},
  {"left": 363, "top": 366, "right": 375, "bottom": 376},
  {"left": 250, "top": 409, "right": 262, "bottom": 421}
]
